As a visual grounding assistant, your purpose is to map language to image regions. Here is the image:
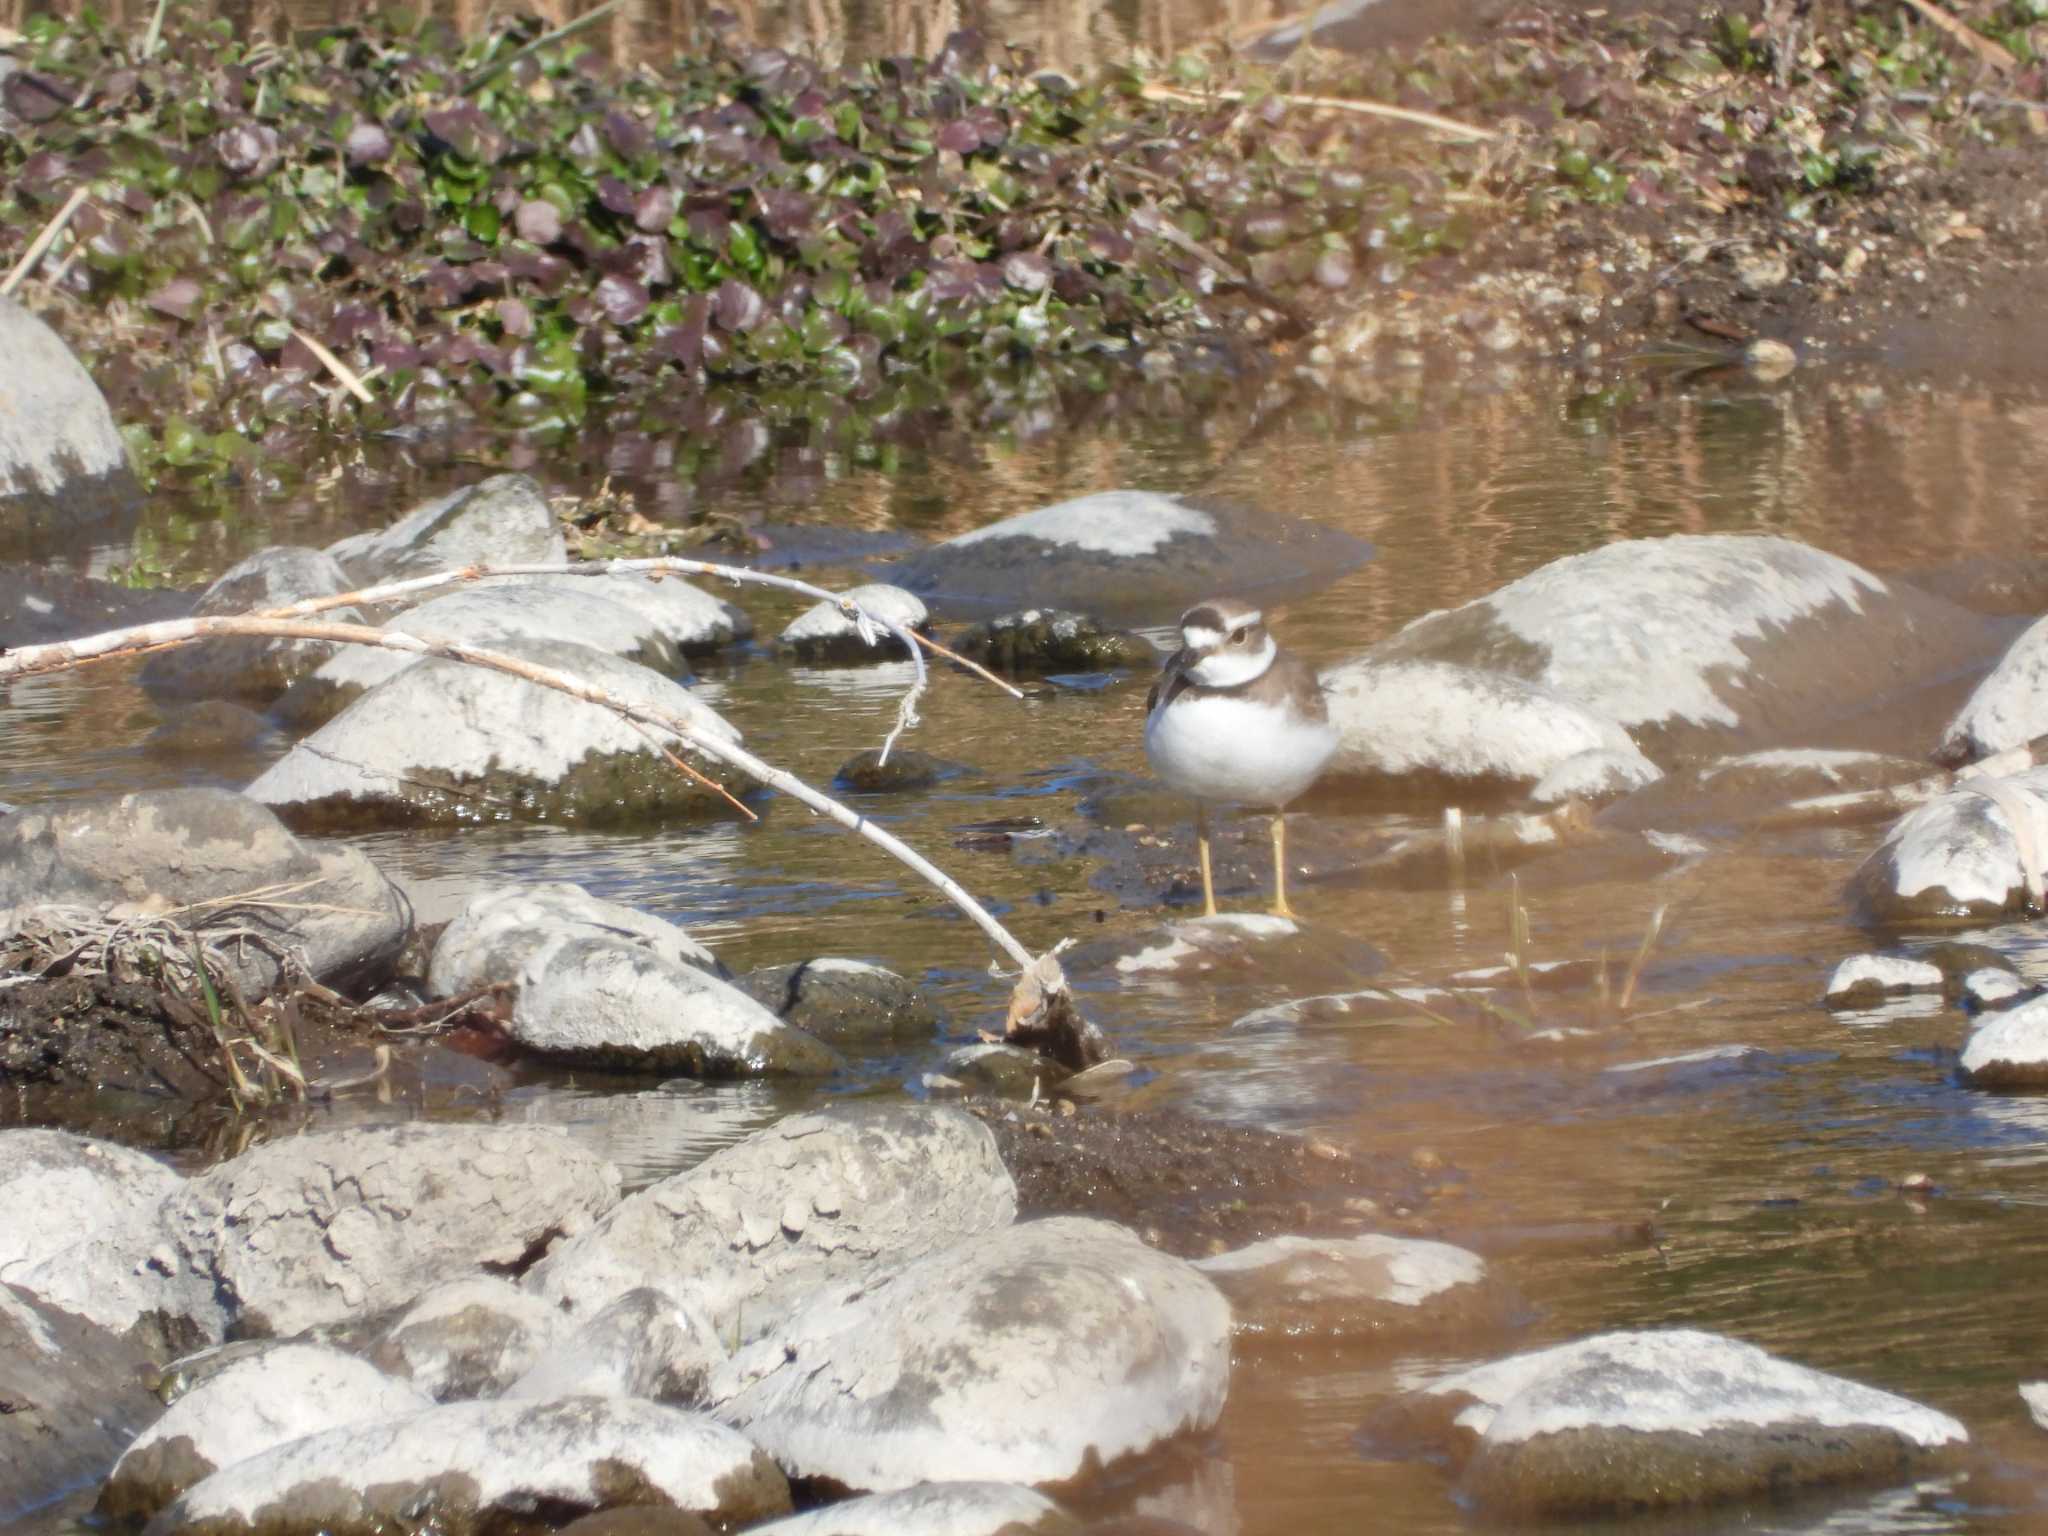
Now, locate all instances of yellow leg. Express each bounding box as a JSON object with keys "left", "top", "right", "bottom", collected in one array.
[
  {"left": 1271, "top": 811, "right": 1297, "bottom": 920},
  {"left": 1197, "top": 803, "right": 1218, "bottom": 918}
]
